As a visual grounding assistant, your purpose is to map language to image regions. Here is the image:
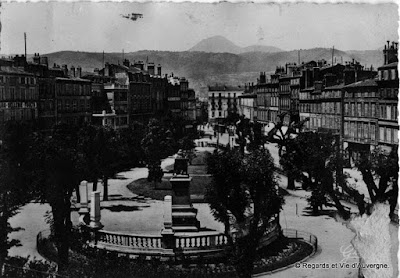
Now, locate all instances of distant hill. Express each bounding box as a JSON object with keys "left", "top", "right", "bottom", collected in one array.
[
  {"left": 242, "top": 45, "right": 282, "bottom": 53},
  {"left": 42, "top": 47, "right": 383, "bottom": 99},
  {"left": 189, "top": 35, "right": 283, "bottom": 54}
]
